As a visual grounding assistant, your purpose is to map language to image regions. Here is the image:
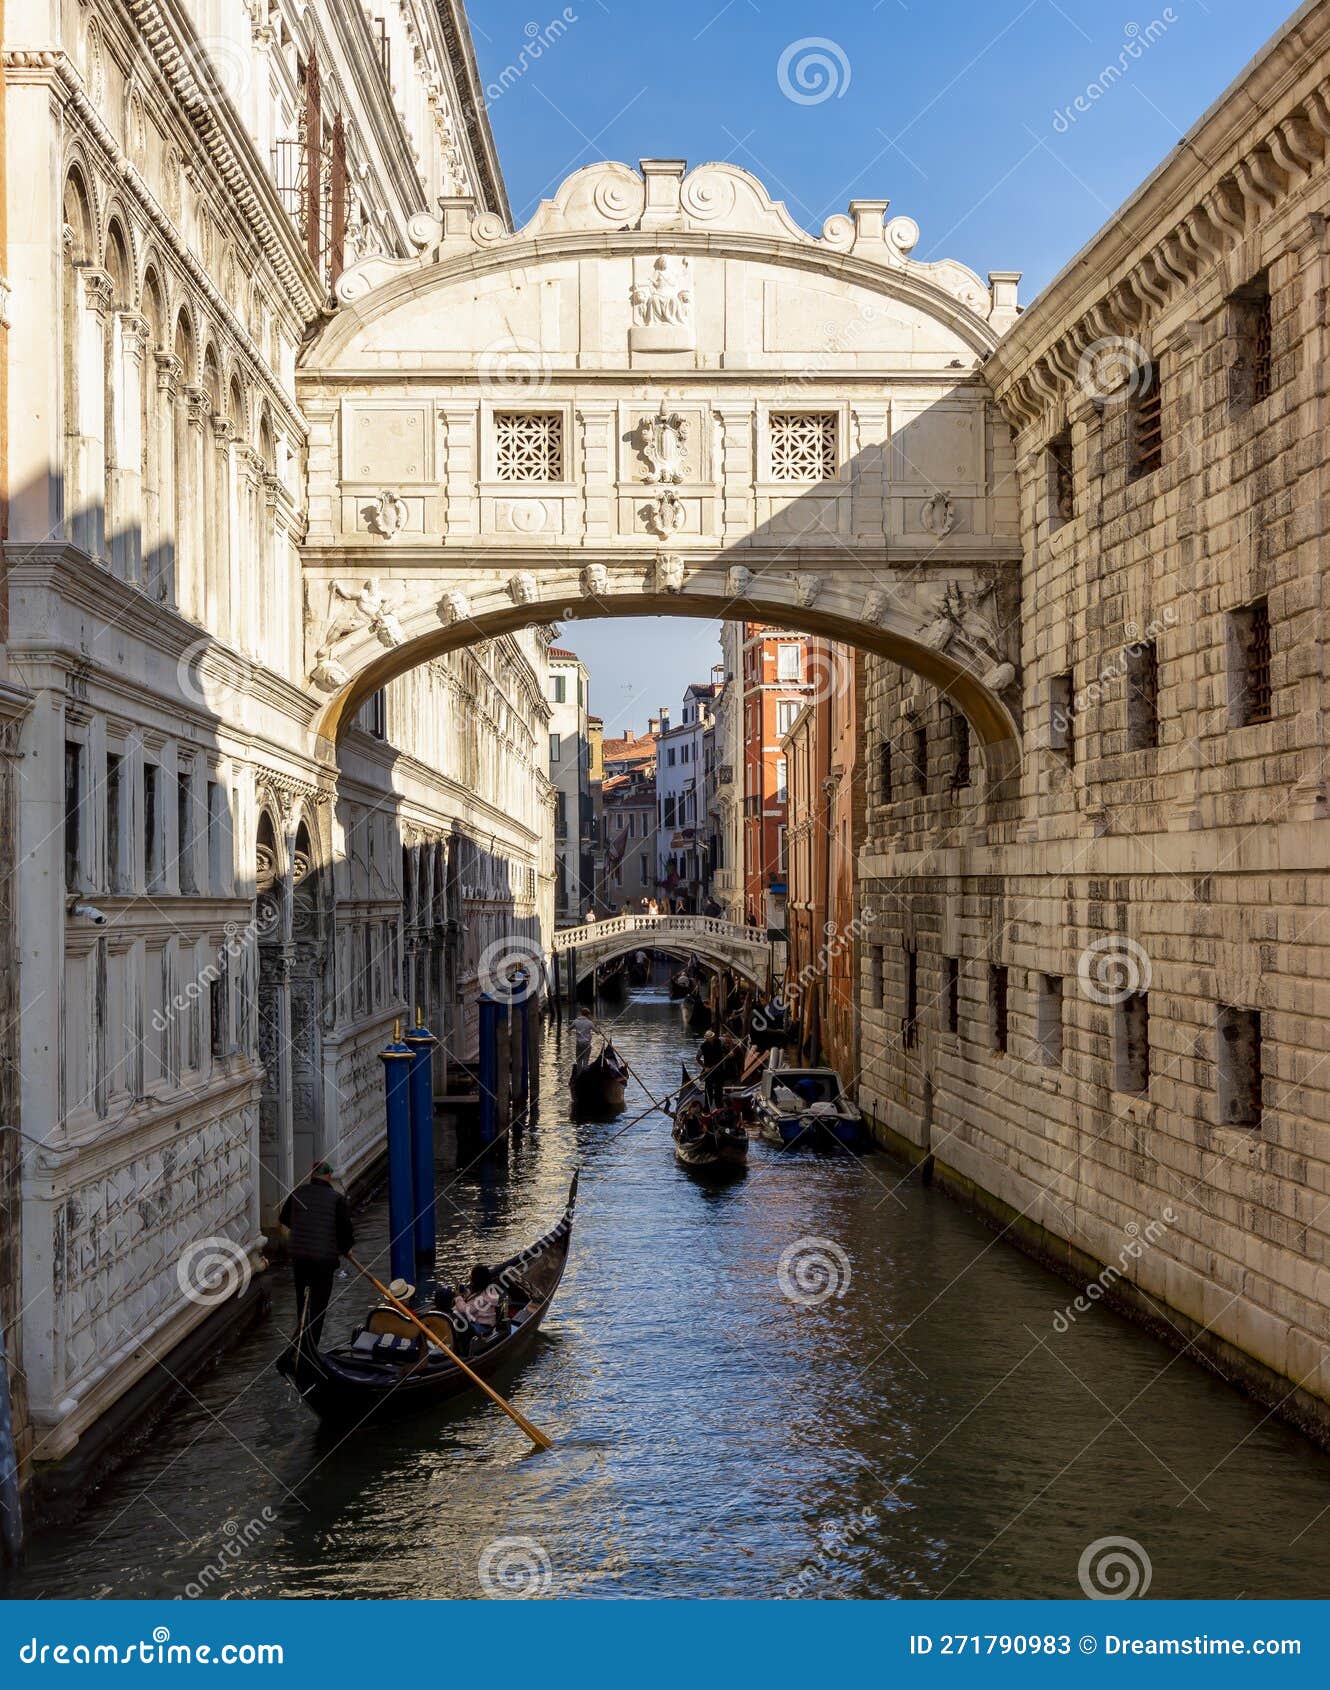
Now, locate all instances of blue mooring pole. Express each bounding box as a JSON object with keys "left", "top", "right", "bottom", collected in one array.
[
  {"left": 380, "top": 1019, "right": 416, "bottom": 1286},
  {"left": 478, "top": 994, "right": 503, "bottom": 1144},
  {"left": 405, "top": 1007, "right": 438, "bottom": 1269}
]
